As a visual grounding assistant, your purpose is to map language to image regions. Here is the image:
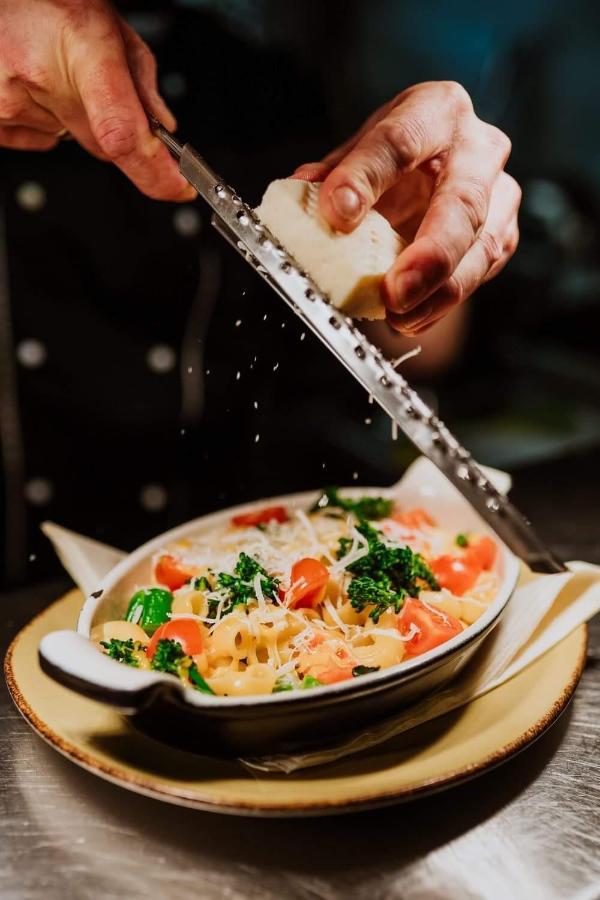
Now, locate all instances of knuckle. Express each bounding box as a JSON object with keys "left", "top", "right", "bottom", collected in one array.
[
  {"left": 94, "top": 116, "right": 137, "bottom": 158},
  {"left": 454, "top": 175, "right": 489, "bottom": 232},
  {"left": 477, "top": 229, "right": 504, "bottom": 268},
  {"left": 503, "top": 172, "right": 523, "bottom": 209},
  {"left": 442, "top": 81, "right": 472, "bottom": 111},
  {"left": 376, "top": 114, "right": 426, "bottom": 170},
  {"left": 483, "top": 123, "right": 512, "bottom": 161},
  {"left": 9, "top": 61, "right": 49, "bottom": 90}
]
